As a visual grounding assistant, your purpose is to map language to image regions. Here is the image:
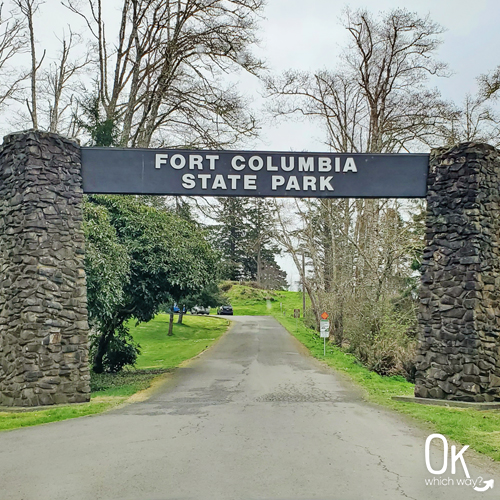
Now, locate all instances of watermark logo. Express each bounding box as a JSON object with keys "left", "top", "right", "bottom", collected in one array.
[{"left": 425, "top": 434, "right": 494, "bottom": 492}]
